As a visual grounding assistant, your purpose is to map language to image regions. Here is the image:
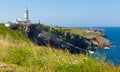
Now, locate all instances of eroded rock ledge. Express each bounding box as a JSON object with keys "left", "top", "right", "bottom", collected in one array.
[{"left": 10, "top": 24, "right": 112, "bottom": 54}]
